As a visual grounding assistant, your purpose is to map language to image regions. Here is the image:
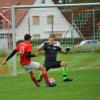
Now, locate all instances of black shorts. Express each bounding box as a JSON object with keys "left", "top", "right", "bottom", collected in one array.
[{"left": 44, "top": 61, "right": 61, "bottom": 71}]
